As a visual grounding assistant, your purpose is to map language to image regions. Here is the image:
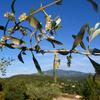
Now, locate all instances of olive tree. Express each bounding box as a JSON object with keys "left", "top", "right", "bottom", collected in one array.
[{"left": 0, "top": 0, "right": 100, "bottom": 81}]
